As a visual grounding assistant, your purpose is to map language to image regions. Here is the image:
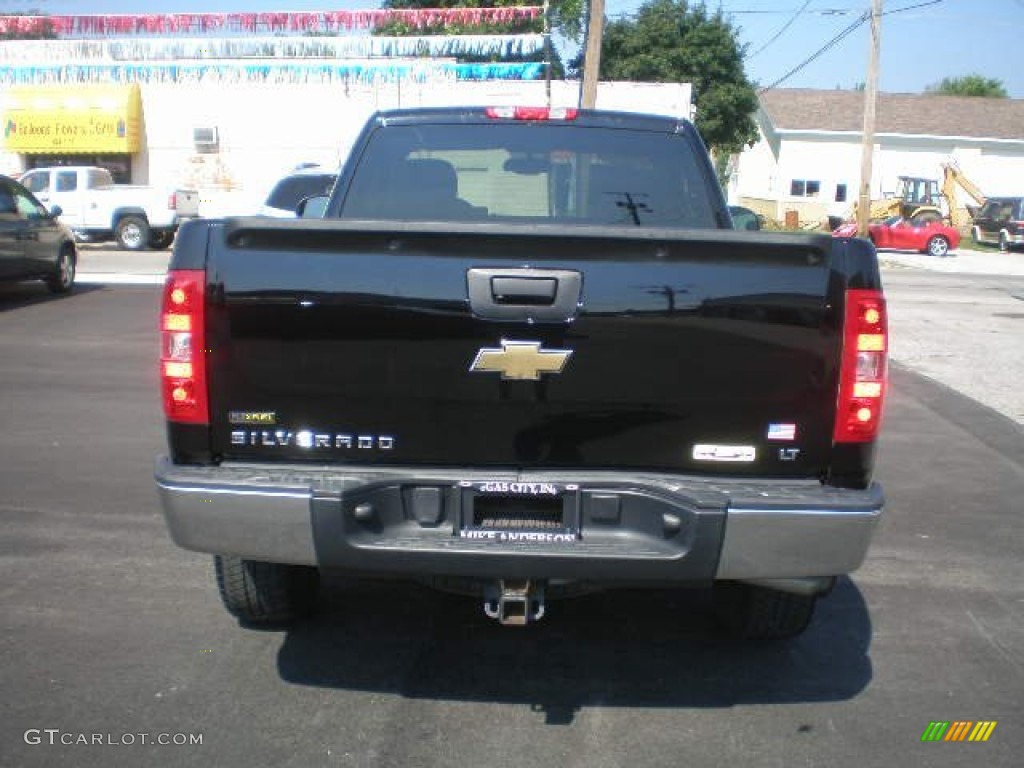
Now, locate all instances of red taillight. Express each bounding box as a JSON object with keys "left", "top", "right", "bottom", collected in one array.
[
  {"left": 160, "top": 270, "right": 208, "bottom": 424},
  {"left": 485, "top": 106, "right": 578, "bottom": 121},
  {"left": 834, "top": 289, "right": 887, "bottom": 443},
  {"left": 168, "top": 192, "right": 176, "bottom": 210}
]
